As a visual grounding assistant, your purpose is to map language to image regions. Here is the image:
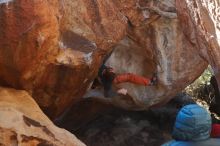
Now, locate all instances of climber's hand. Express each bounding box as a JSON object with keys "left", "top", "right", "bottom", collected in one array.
[
  {"left": 117, "top": 88, "right": 128, "bottom": 95},
  {"left": 150, "top": 73, "right": 157, "bottom": 86}
]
